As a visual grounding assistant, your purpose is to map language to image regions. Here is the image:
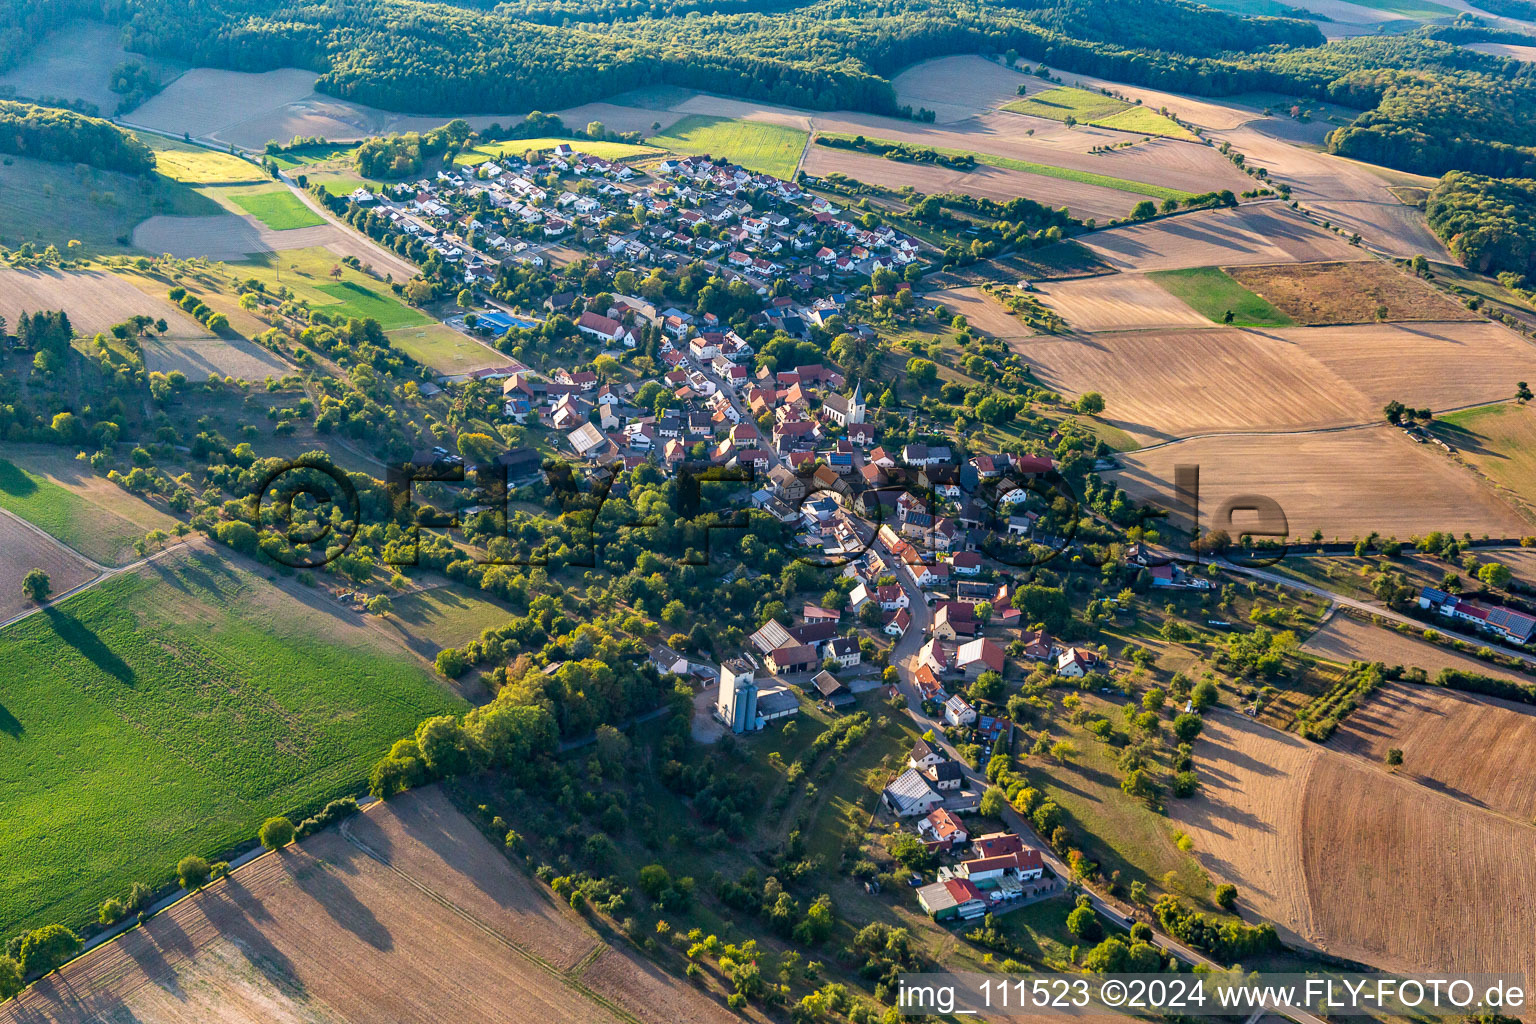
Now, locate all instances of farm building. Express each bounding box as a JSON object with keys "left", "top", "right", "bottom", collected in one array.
[
  {"left": 755, "top": 685, "right": 800, "bottom": 725},
  {"left": 767, "top": 643, "right": 818, "bottom": 675},
  {"left": 916, "top": 878, "right": 987, "bottom": 922},
  {"left": 810, "top": 669, "right": 855, "bottom": 708},
  {"left": 956, "top": 638, "right": 1005, "bottom": 680}
]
